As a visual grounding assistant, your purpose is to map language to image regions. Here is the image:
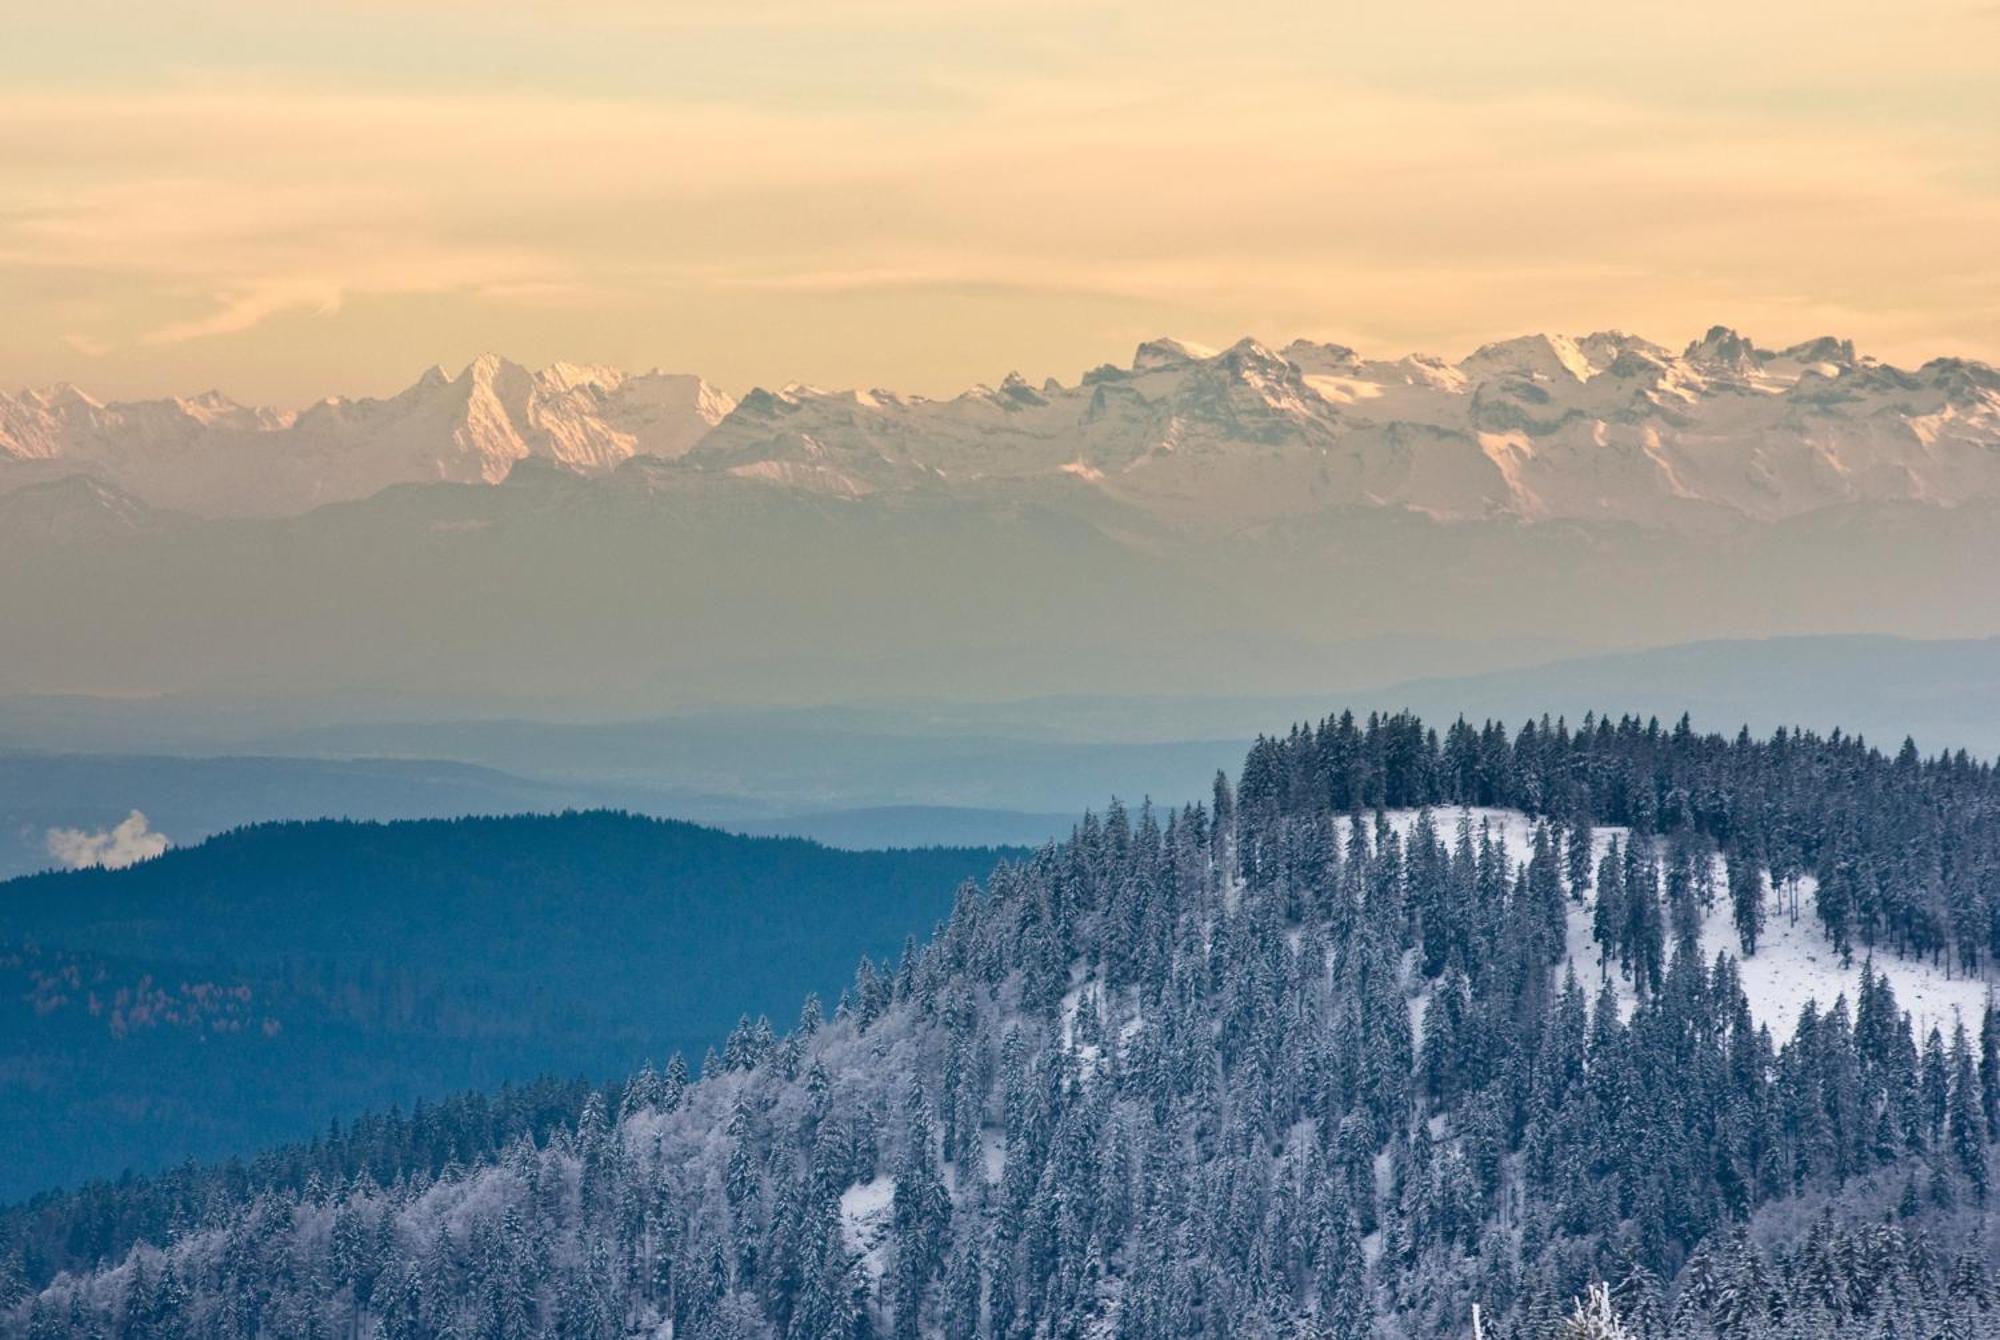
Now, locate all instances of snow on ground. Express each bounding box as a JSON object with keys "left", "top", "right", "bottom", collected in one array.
[
  {"left": 1058, "top": 977, "right": 1105, "bottom": 1075},
  {"left": 1355, "top": 809, "right": 1995, "bottom": 1044},
  {"left": 839, "top": 1175, "right": 896, "bottom": 1281},
  {"left": 1711, "top": 878, "right": 1987, "bottom": 1042},
  {"left": 980, "top": 1128, "right": 1007, "bottom": 1185},
  {"left": 1402, "top": 947, "right": 1433, "bottom": 1048}
]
